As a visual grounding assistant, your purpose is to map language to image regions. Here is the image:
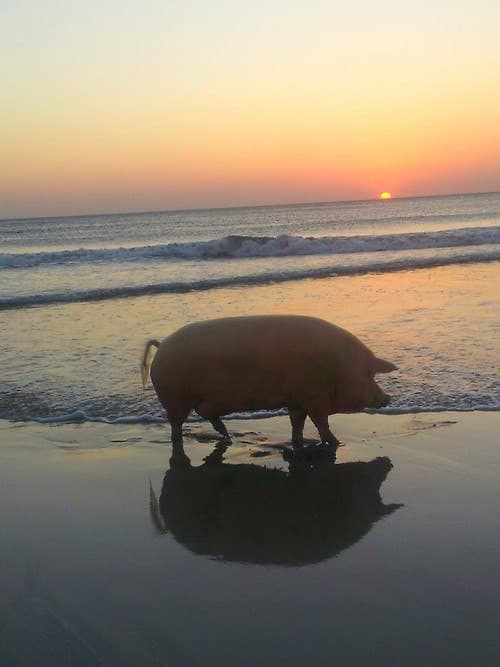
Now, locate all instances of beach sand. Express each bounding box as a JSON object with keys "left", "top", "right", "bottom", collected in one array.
[{"left": 1, "top": 412, "right": 498, "bottom": 666}]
